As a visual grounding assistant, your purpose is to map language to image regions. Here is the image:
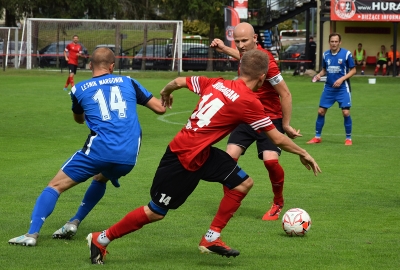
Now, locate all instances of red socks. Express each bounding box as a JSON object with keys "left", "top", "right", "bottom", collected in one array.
[
  {"left": 106, "top": 206, "right": 150, "bottom": 241},
  {"left": 383, "top": 68, "right": 386, "bottom": 75},
  {"left": 210, "top": 186, "right": 247, "bottom": 232},
  {"left": 264, "top": 159, "right": 284, "bottom": 206},
  {"left": 64, "top": 77, "right": 70, "bottom": 88},
  {"left": 70, "top": 77, "right": 75, "bottom": 87}
]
